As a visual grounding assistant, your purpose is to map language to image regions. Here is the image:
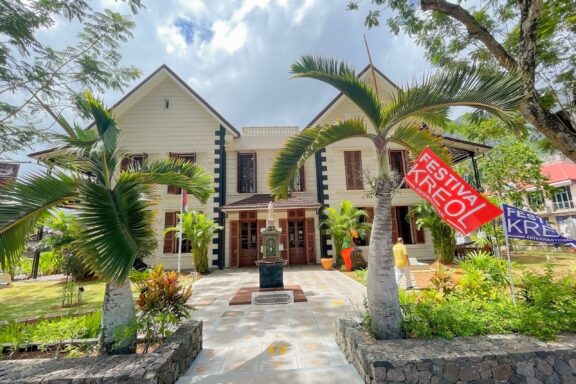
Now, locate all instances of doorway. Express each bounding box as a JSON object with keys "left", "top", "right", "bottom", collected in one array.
[
  {"left": 239, "top": 220, "right": 258, "bottom": 267},
  {"left": 288, "top": 219, "right": 307, "bottom": 265}
]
